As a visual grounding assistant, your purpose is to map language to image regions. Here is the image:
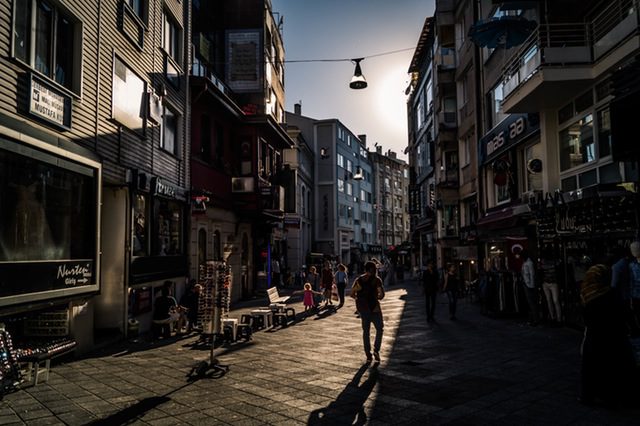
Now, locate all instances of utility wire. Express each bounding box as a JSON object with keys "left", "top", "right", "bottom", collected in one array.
[{"left": 284, "top": 47, "right": 415, "bottom": 63}]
